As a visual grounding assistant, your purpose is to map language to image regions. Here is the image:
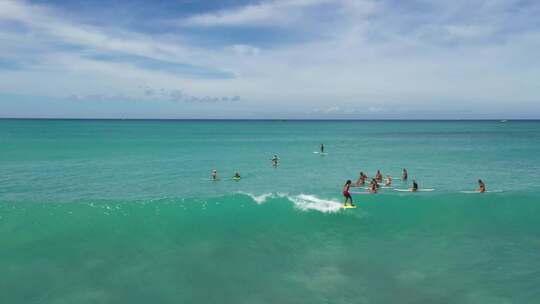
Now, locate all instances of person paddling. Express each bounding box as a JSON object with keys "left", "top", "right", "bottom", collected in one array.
[
  {"left": 343, "top": 180, "right": 354, "bottom": 206},
  {"left": 402, "top": 168, "right": 408, "bottom": 181},
  {"left": 320, "top": 143, "right": 325, "bottom": 153},
  {"left": 211, "top": 169, "right": 218, "bottom": 180}
]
